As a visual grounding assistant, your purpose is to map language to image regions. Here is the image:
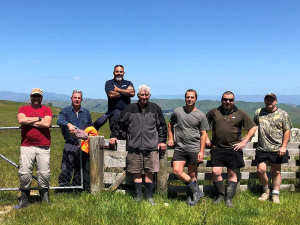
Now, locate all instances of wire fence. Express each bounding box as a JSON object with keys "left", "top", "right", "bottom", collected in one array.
[{"left": 0, "top": 126, "right": 83, "bottom": 191}]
